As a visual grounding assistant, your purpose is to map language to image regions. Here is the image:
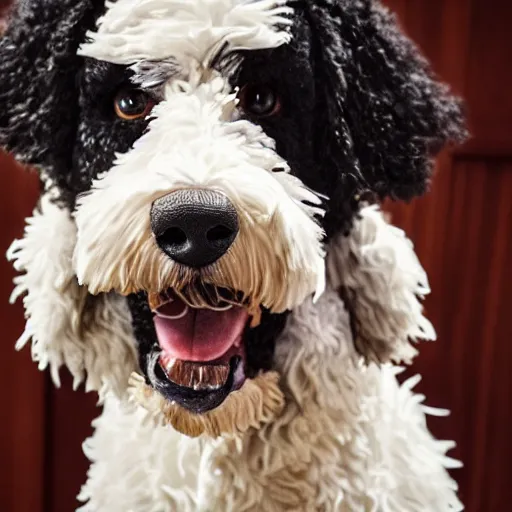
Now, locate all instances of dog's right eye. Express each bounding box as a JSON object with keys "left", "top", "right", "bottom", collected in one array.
[
  {"left": 114, "top": 88, "right": 154, "bottom": 121},
  {"left": 238, "top": 84, "right": 281, "bottom": 118}
]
